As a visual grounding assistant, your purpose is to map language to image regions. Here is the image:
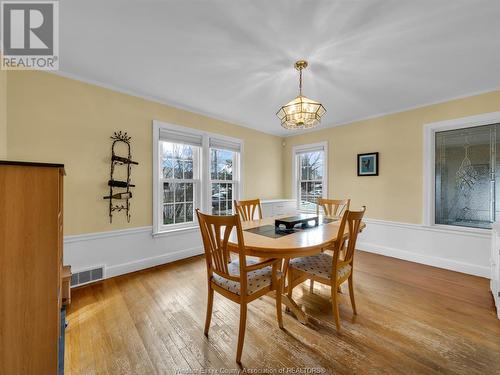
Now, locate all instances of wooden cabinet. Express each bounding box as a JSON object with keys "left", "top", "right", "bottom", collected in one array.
[
  {"left": 491, "top": 223, "right": 500, "bottom": 319},
  {"left": 0, "top": 161, "right": 65, "bottom": 375}
]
